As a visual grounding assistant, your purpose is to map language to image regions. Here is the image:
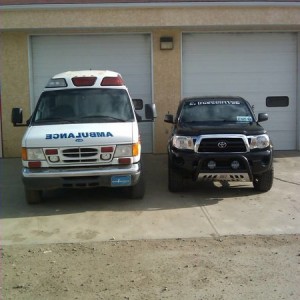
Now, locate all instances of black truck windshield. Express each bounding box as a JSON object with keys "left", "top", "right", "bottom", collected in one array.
[
  {"left": 180, "top": 99, "right": 254, "bottom": 123},
  {"left": 32, "top": 88, "right": 135, "bottom": 124}
]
